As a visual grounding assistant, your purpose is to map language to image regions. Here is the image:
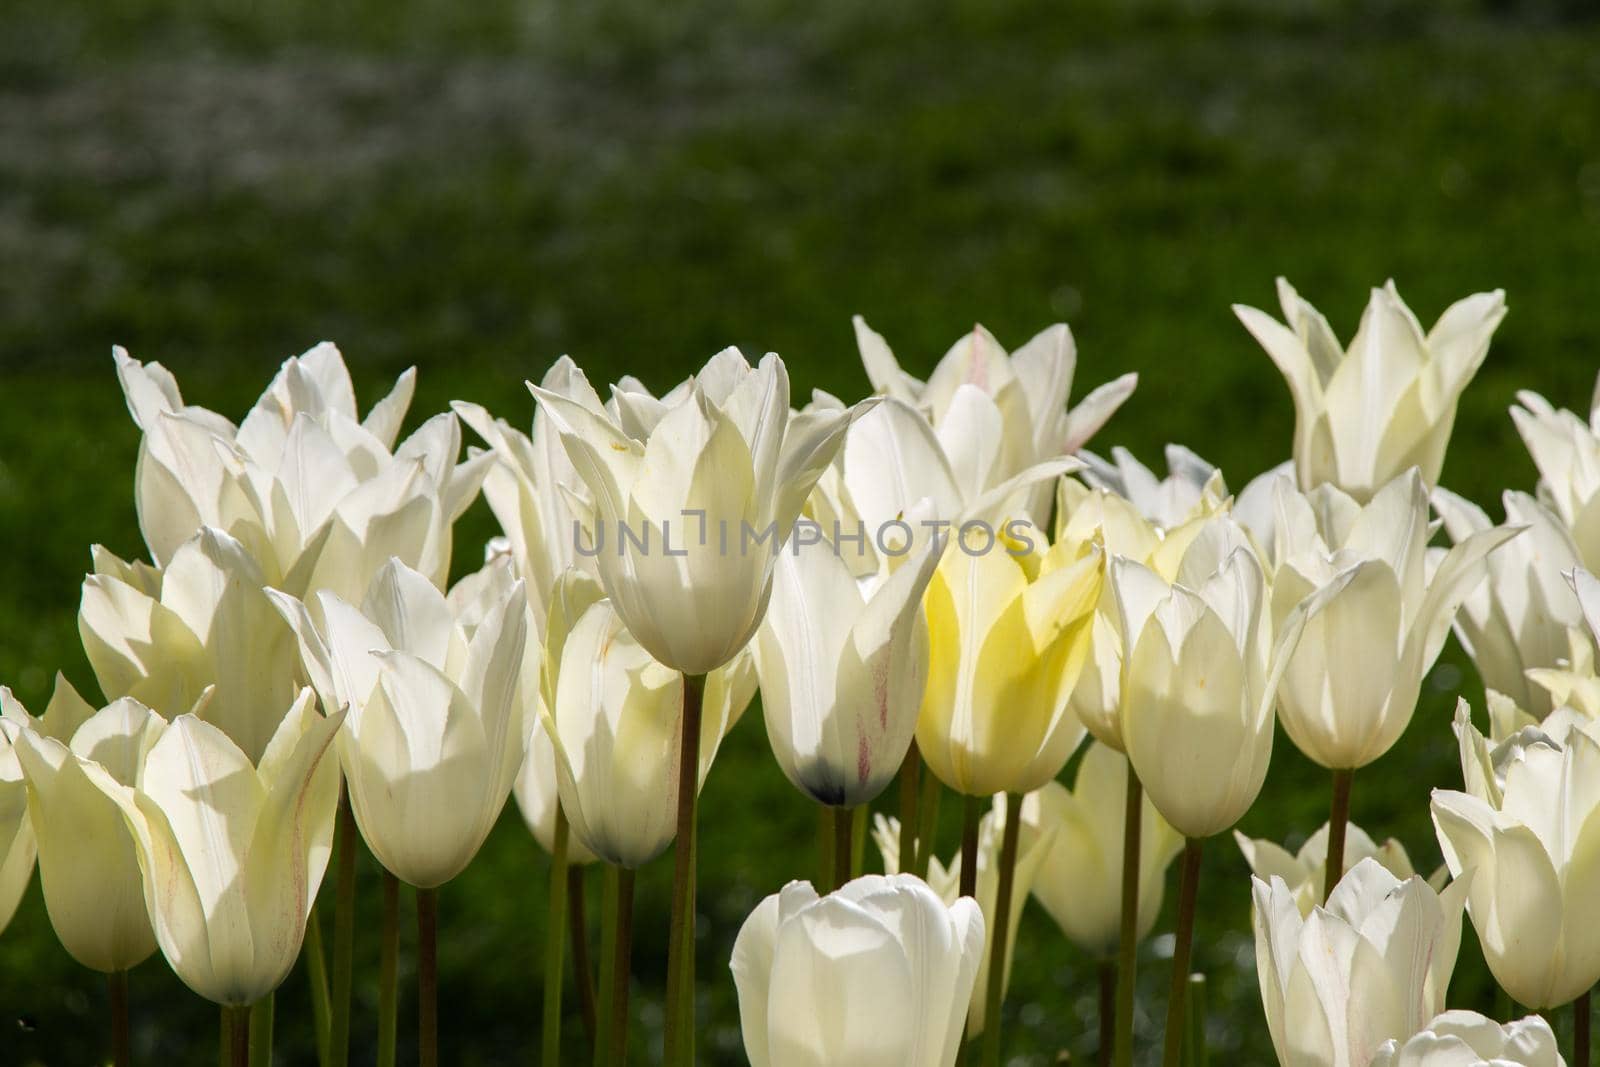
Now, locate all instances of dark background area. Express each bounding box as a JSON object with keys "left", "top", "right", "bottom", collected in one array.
[{"left": 2, "top": 0, "right": 1598, "bottom": 1062}]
